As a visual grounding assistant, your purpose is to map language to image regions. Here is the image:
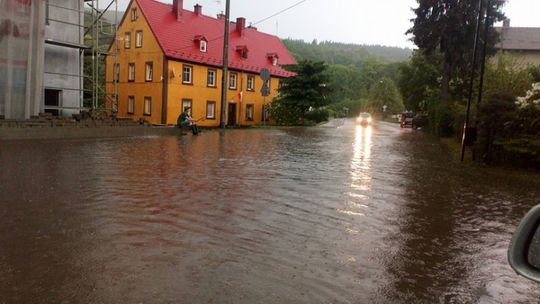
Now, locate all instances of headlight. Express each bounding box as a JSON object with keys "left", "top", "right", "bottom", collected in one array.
[
  {"left": 367, "top": 117, "right": 372, "bottom": 122},
  {"left": 357, "top": 117, "right": 363, "bottom": 122}
]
